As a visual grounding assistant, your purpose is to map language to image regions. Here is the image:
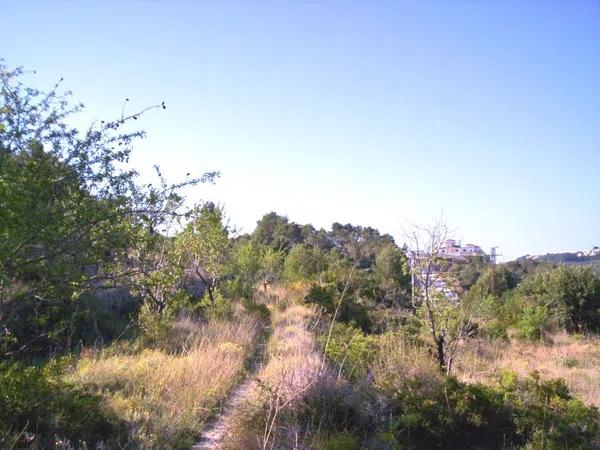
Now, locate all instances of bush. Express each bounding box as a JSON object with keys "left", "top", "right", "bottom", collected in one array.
[
  {"left": 516, "top": 305, "right": 553, "bottom": 341},
  {"left": 321, "top": 431, "right": 360, "bottom": 450},
  {"left": 0, "top": 360, "right": 126, "bottom": 448},
  {"left": 198, "top": 288, "right": 232, "bottom": 321},
  {"left": 380, "top": 370, "right": 600, "bottom": 450},
  {"left": 283, "top": 244, "right": 327, "bottom": 282},
  {"left": 305, "top": 283, "right": 372, "bottom": 331},
  {"left": 0, "top": 292, "right": 134, "bottom": 357},
  {"left": 513, "top": 265, "right": 600, "bottom": 335},
  {"left": 383, "top": 376, "right": 520, "bottom": 450},
  {"left": 319, "top": 322, "right": 376, "bottom": 380},
  {"left": 499, "top": 371, "right": 600, "bottom": 449}
]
